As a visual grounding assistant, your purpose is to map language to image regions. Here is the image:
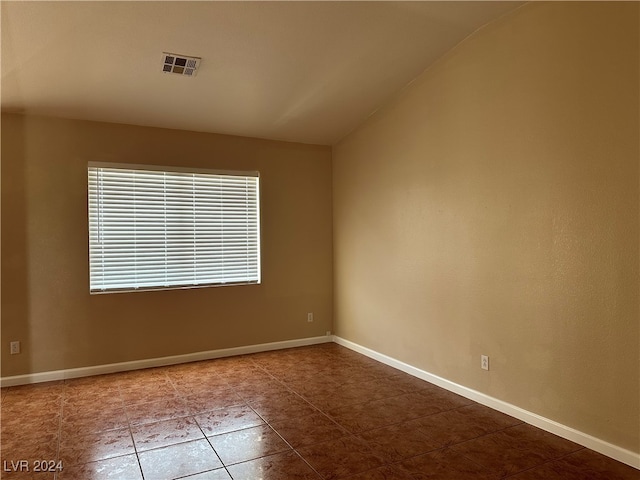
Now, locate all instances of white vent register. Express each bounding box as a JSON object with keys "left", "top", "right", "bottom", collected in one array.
[{"left": 162, "top": 52, "right": 201, "bottom": 76}]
